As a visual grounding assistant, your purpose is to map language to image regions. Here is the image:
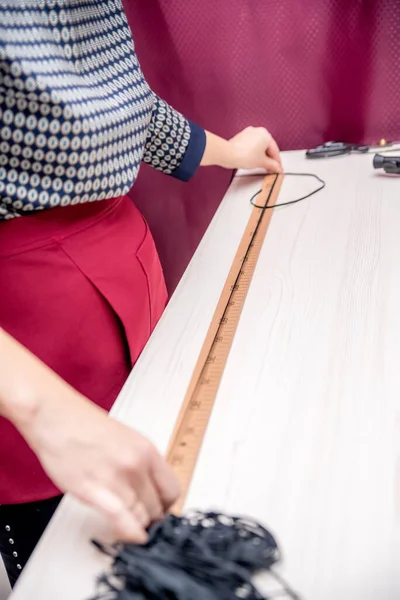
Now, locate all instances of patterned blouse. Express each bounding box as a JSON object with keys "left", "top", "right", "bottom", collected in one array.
[{"left": 0, "top": 0, "right": 206, "bottom": 220}]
